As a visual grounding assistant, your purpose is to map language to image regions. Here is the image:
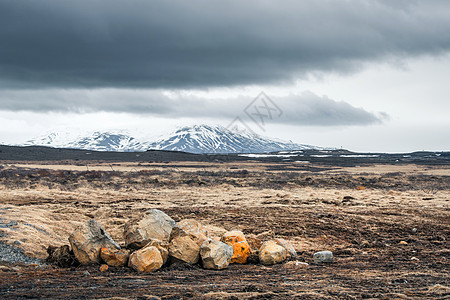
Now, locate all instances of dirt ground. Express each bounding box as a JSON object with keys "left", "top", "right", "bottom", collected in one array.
[{"left": 0, "top": 161, "right": 449, "bottom": 299}]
